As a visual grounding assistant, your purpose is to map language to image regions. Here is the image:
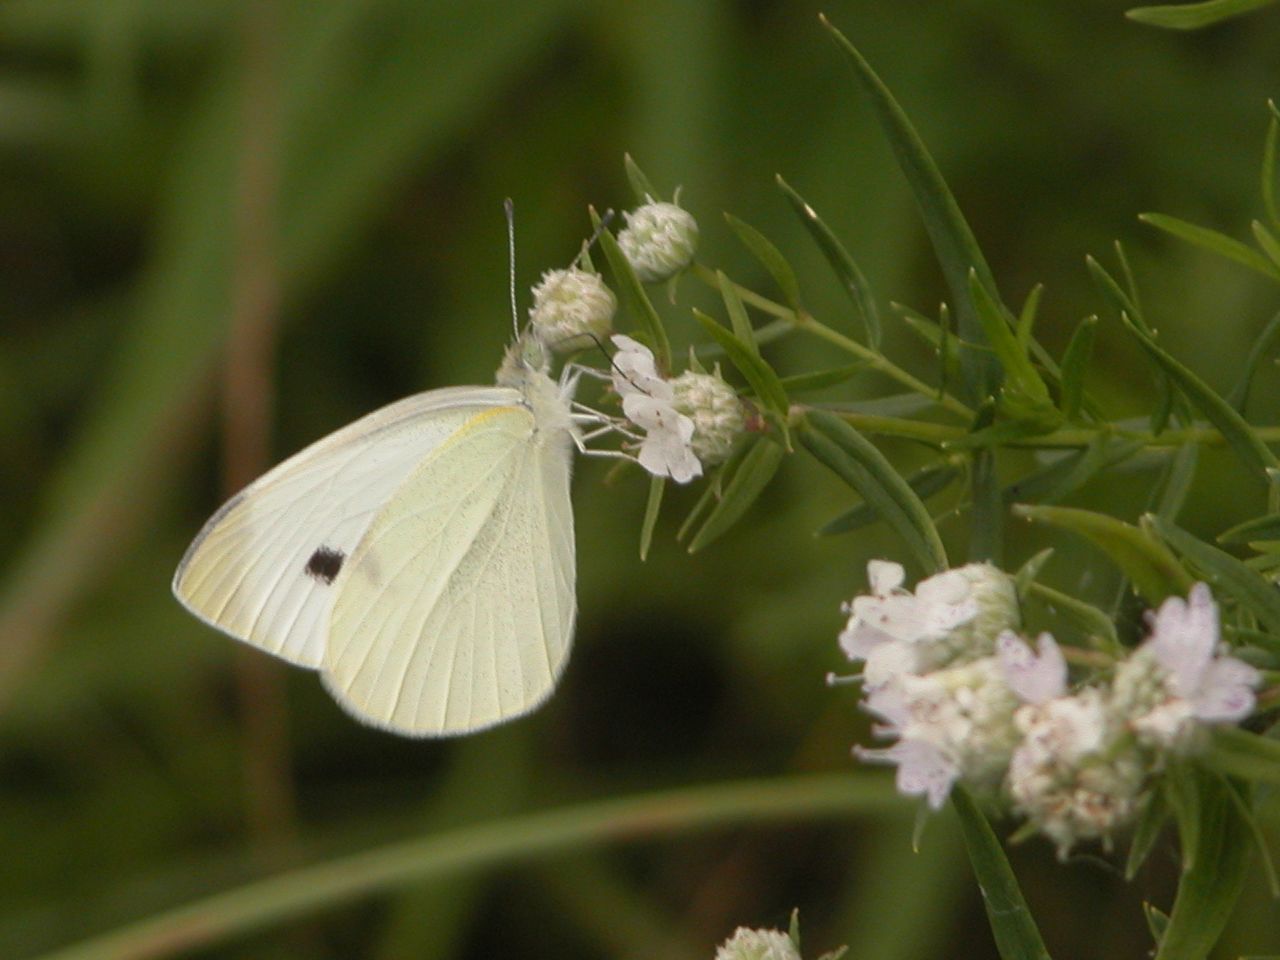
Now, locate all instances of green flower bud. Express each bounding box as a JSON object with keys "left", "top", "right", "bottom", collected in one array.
[
  {"left": 669, "top": 369, "right": 744, "bottom": 466},
  {"left": 618, "top": 201, "right": 698, "bottom": 282}
]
